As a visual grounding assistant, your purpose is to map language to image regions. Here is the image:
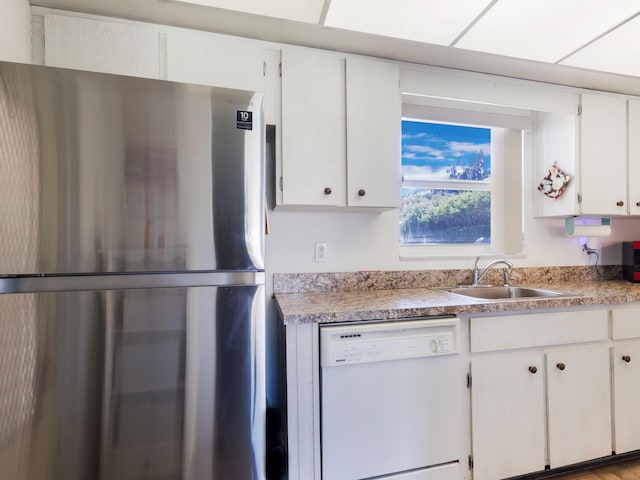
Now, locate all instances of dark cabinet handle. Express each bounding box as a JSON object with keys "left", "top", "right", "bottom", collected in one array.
[
  {"left": 556, "top": 362, "right": 566, "bottom": 371},
  {"left": 324, "top": 187, "right": 332, "bottom": 195},
  {"left": 623, "top": 355, "right": 631, "bottom": 363},
  {"left": 358, "top": 189, "right": 366, "bottom": 197},
  {"left": 617, "top": 201, "right": 625, "bottom": 207},
  {"left": 528, "top": 366, "right": 538, "bottom": 374},
  {"left": 636, "top": 202, "right": 640, "bottom": 207}
]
